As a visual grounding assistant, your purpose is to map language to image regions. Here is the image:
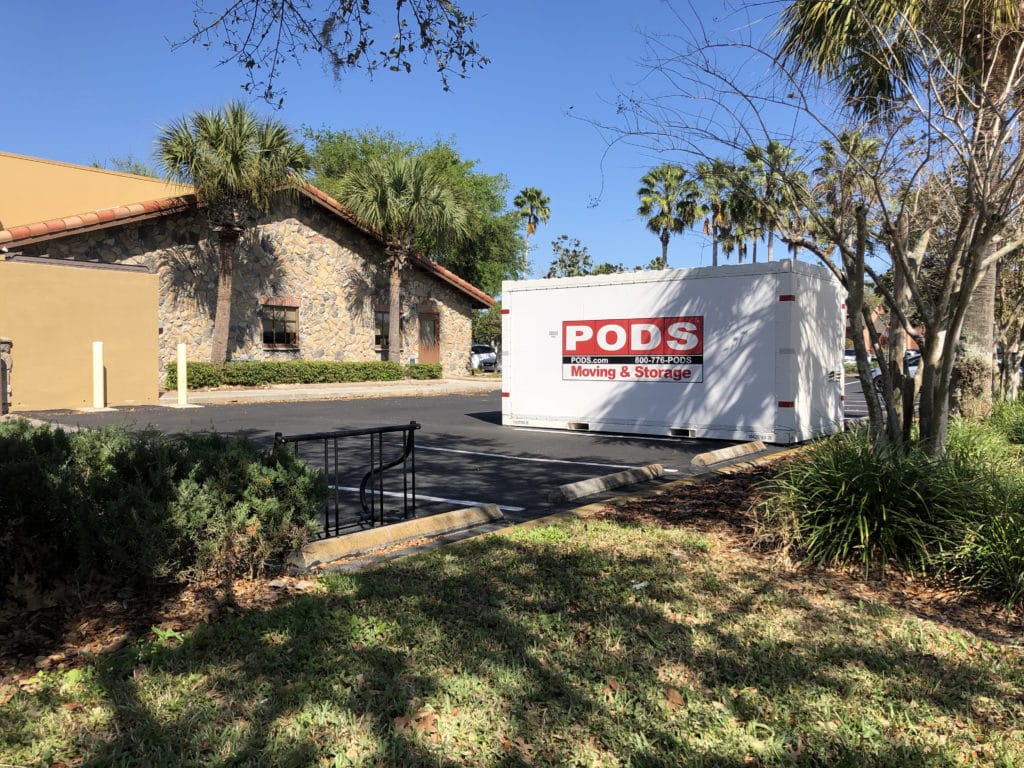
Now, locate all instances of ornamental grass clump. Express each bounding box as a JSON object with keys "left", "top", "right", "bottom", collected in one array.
[
  {"left": 757, "top": 431, "right": 958, "bottom": 575},
  {"left": 758, "top": 421, "right": 1024, "bottom": 607}
]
